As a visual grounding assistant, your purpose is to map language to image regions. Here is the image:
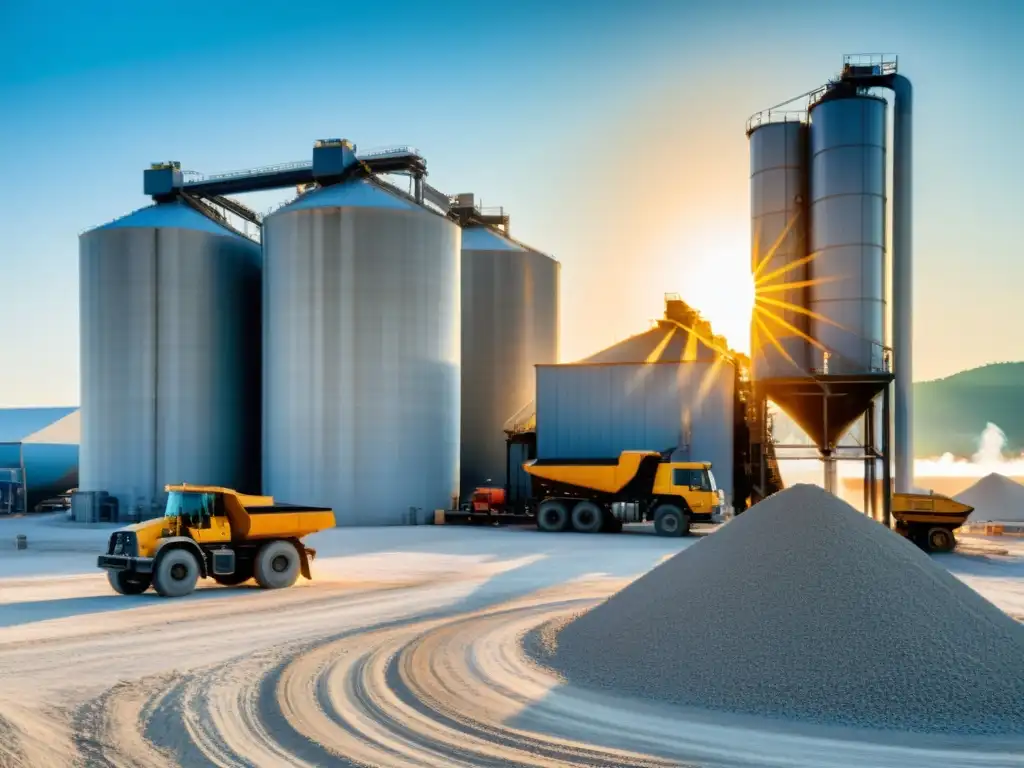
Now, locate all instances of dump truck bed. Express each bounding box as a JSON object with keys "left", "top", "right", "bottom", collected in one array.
[
  {"left": 524, "top": 451, "right": 662, "bottom": 494},
  {"left": 892, "top": 492, "right": 974, "bottom": 528},
  {"left": 243, "top": 505, "right": 336, "bottom": 539}
]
